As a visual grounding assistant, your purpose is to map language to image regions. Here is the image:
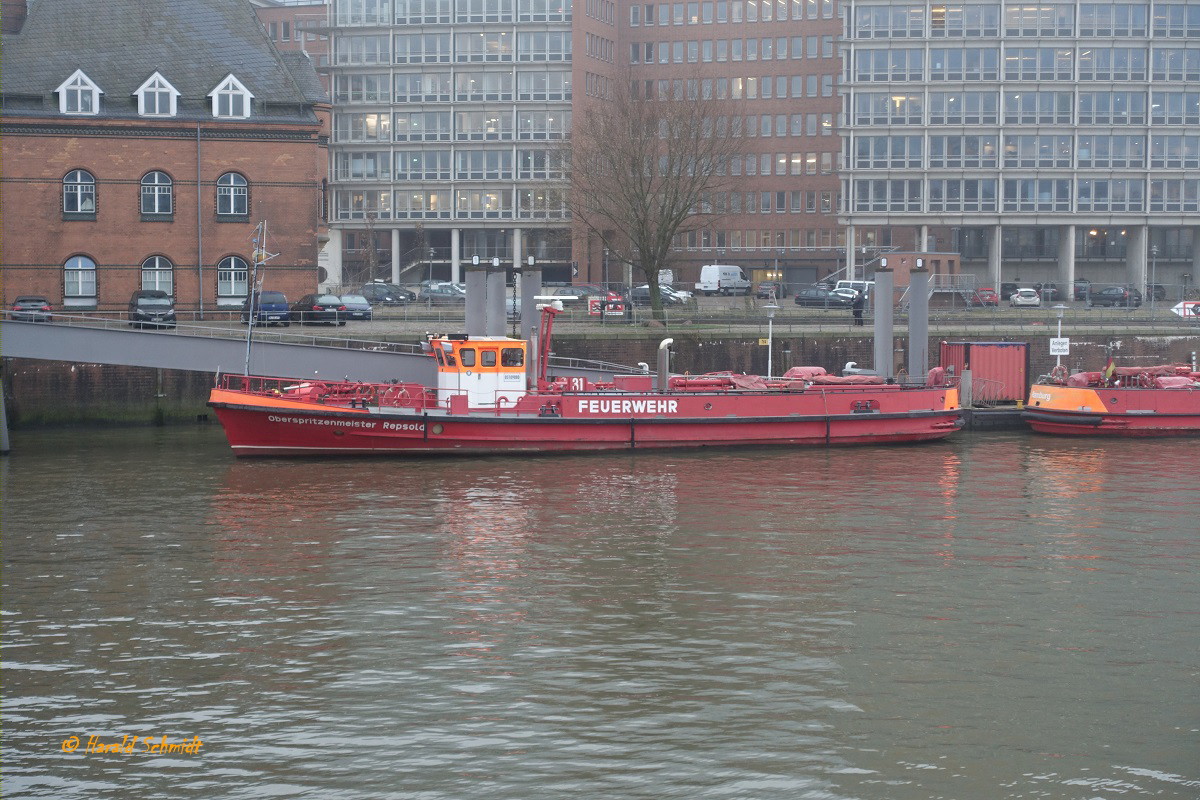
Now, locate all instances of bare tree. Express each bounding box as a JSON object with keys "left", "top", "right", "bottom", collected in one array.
[{"left": 563, "top": 72, "right": 736, "bottom": 319}]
